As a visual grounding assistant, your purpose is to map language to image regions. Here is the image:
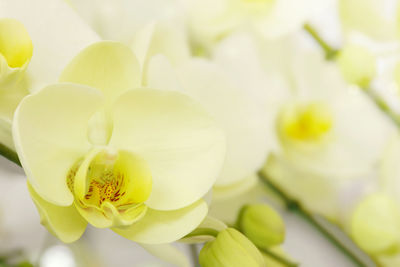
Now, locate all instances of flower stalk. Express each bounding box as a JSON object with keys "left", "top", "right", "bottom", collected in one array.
[
  {"left": 0, "top": 143, "right": 21, "bottom": 167},
  {"left": 304, "top": 24, "right": 338, "bottom": 60},
  {"left": 258, "top": 170, "right": 368, "bottom": 267},
  {"left": 258, "top": 246, "right": 299, "bottom": 267}
]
